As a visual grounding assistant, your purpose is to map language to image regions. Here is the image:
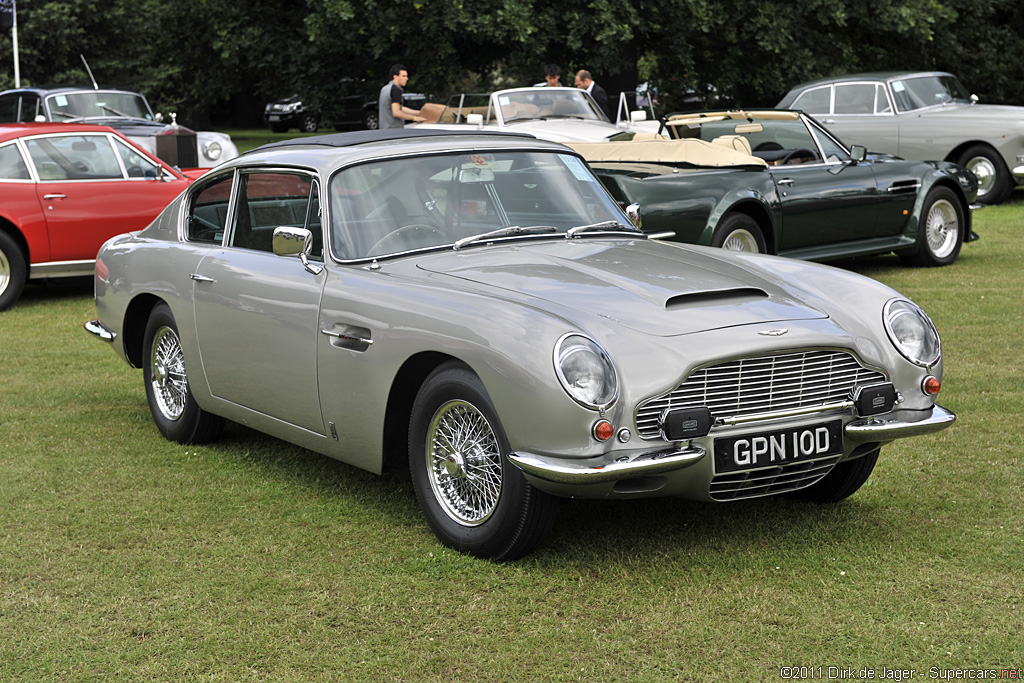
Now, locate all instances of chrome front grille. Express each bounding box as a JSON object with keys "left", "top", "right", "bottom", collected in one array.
[
  {"left": 709, "top": 454, "right": 841, "bottom": 501},
  {"left": 635, "top": 350, "right": 886, "bottom": 439}
]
